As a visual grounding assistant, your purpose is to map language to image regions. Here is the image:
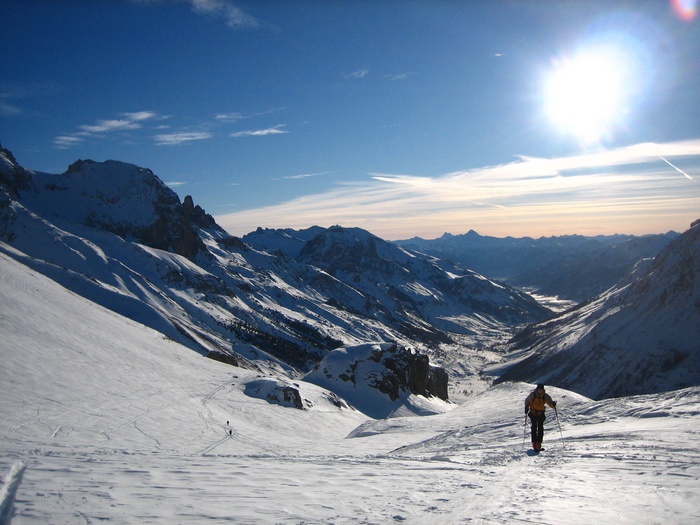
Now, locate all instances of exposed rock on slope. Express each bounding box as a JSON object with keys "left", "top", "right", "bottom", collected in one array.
[{"left": 305, "top": 343, "right": 450, "bottom": 418}]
